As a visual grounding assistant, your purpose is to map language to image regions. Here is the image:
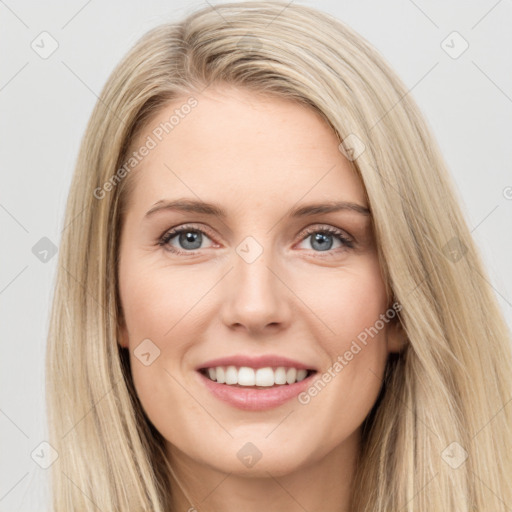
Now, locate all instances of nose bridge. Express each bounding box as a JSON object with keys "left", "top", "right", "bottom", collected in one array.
[{"left": 221, "top": 234, "right": 290, "bottom": 331}]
